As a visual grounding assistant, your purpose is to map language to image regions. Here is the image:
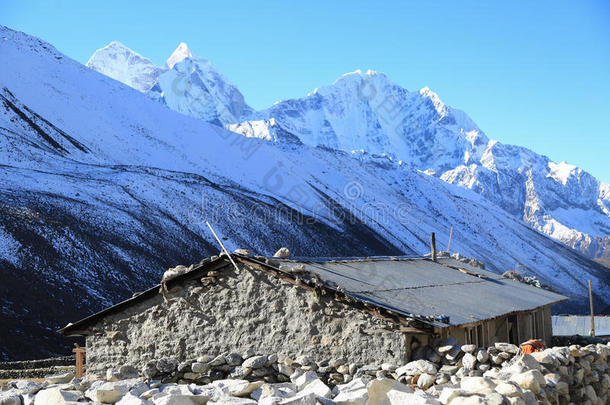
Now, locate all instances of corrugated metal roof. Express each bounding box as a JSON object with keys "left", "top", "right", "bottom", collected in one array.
[
  {"left": 552, "top": 315, "right": 610, "bottom": 336},
  {"left": 59, "top": 254, "right": 568, "bottom": 335},
  {"left": 289, "top": 257, "right": 567, "bottom": 328}
]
